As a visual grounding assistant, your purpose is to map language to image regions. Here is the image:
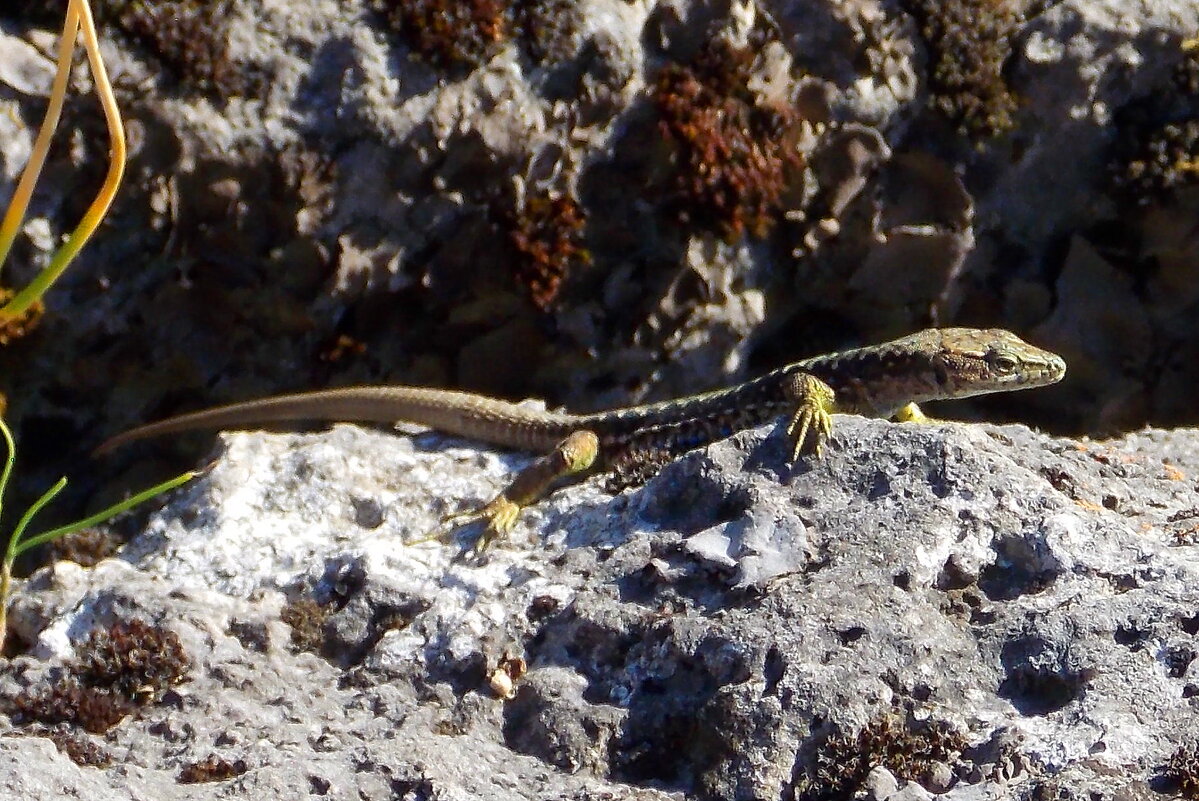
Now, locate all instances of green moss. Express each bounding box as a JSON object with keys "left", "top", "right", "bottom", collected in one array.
[
  {"left": 1113, "top": 120, "right": 1199, "bottom": 201},
  {"left": 1109, "top": 39, "right": 1199, "bottom": 205},
  {"left": 1175, "top": 39, "right": 1199, "bottom": 95}
]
